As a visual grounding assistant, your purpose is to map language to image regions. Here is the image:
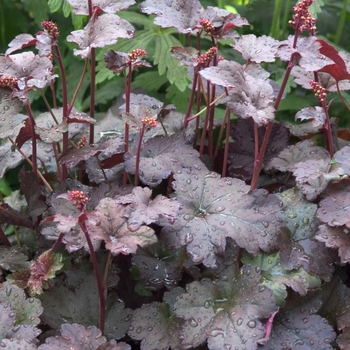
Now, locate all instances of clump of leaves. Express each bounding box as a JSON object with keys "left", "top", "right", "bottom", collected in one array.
[{"left": 1, "top": 0, "right": 350, "bottom": 349}]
